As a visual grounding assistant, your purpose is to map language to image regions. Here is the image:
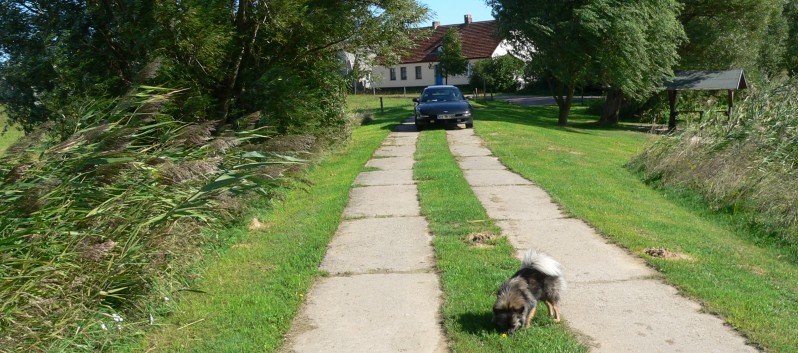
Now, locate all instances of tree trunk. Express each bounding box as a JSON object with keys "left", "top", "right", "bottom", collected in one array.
[
  {"left": 600, "top": 88, "right": 624, "bottom": 125},
  {"left": 558, "top": 88, "right": 574, "bottom": 126},
  {"left": 548, "top": 78, "right": 574, "bottom": 126},
  {"left": 216, "top": 0, "right": 260, "bottom": 125}
]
